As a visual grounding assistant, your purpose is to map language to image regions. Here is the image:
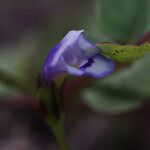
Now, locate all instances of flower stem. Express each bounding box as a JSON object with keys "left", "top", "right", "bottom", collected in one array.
[
  {"left": 46, "top": 115, "right": 69, "bottom": 150},
  {"left": 38, "top": 78, "right": 69, "bottom": 150}
]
